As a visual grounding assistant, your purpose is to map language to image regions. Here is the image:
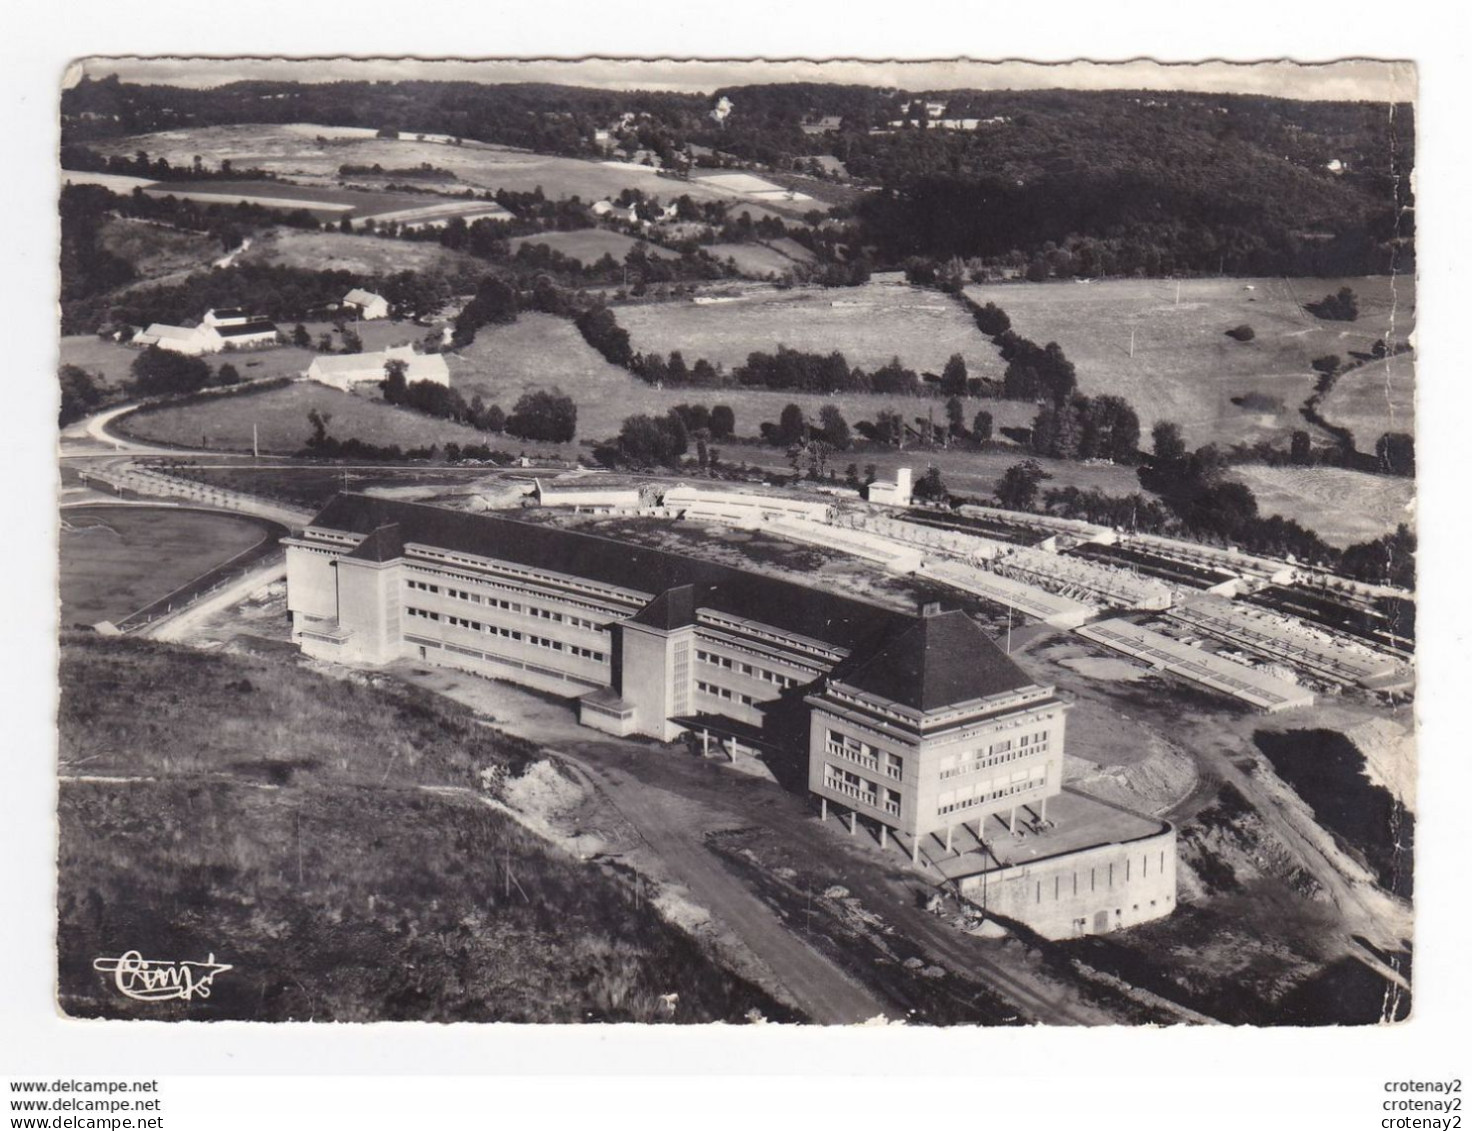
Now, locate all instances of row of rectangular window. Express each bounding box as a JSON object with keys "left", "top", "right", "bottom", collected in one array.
[
  {"left": 418, "top": 583, "right": 604, "bottom": 633},
  {"left": 406, "top": 560, "right": 626, "bottom": 624},
  {"left": 696, "top": 650, "right": 801, "bottom": 689},
  {"left": 825, "top": 730, "right": 904, "bottom": 779},
  {"left": 405, "top": 608, "right": 606, "bottom": 662},
  {"left": 824, "top": 686, "right": 914, "bottom": 725},
  {"left": 936, "top": 773, "right": 1046, "bottom": 815},
  {"left": 823, "top": 765, "right": 902, "bottom": 815},
  {"left": 413, "top": 548, "right": 637, "bottom": 605},
  {"left": 695, "top": 681, "right": 756, "bottom": 707},
  {"left": 697, "top": 612, "right": 841, "bottom": 663},
  {"left": 939, "top": 736, "right": 1049, "bottom": 779}
]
